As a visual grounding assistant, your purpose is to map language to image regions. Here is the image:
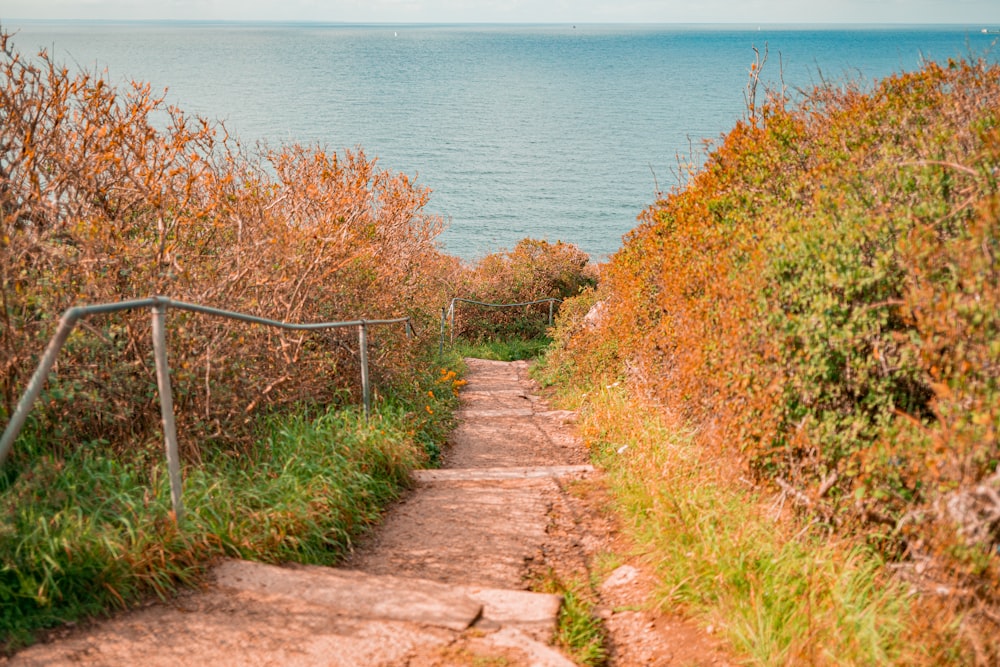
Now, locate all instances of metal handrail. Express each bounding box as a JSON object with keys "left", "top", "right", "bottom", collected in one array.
[
  {"left": 440, "top": 297, "right": 562, "bottom": 353},
  {"left": 0, "top": 295, "right": 414, "bottom": 521}
]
